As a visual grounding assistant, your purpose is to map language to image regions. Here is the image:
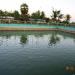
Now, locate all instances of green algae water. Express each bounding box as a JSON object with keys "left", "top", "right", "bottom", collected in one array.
[{"left": 0, "top": 31, "right": 75, "bottom": 75}]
